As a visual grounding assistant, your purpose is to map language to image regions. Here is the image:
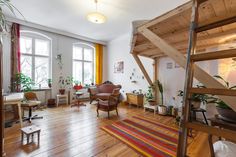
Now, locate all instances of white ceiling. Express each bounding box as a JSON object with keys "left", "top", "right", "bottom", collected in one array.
[{"left": 4, "top": 0, "right": 189, "bottom": 43}]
